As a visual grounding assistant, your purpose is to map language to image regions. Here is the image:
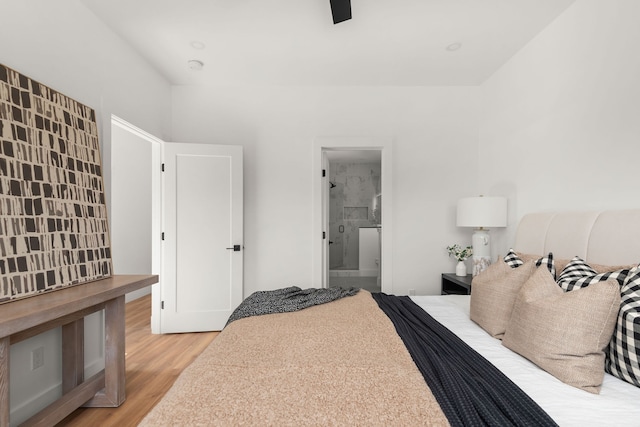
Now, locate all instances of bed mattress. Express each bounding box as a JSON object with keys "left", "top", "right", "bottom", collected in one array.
[{"left": 411, "top": 295, "right": 640, "bottom": 427}]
